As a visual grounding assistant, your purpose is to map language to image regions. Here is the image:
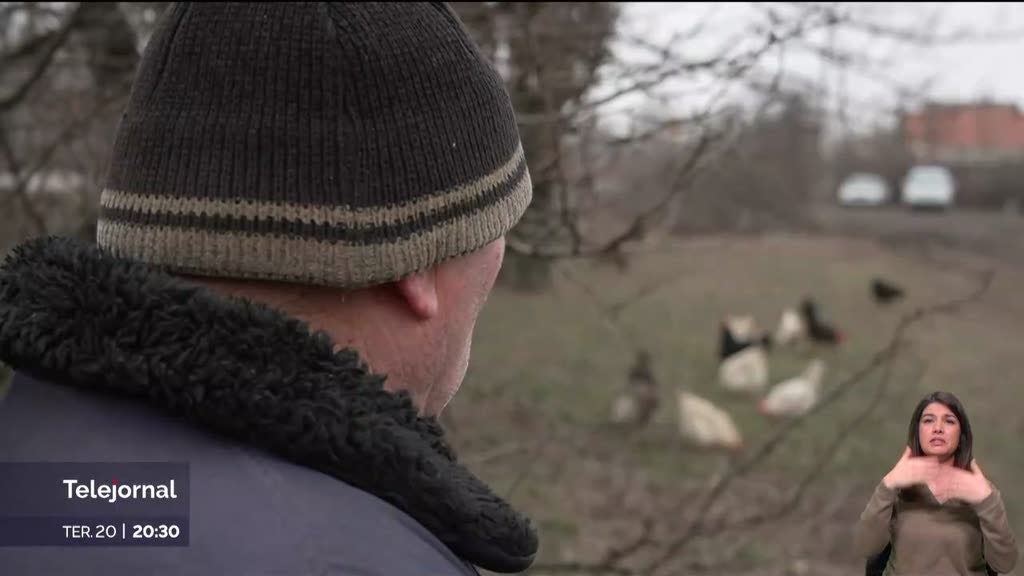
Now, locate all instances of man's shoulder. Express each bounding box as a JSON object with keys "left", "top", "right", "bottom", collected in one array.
[{"left": 0, "top": 373, "right": 479, "bottom": 576}]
